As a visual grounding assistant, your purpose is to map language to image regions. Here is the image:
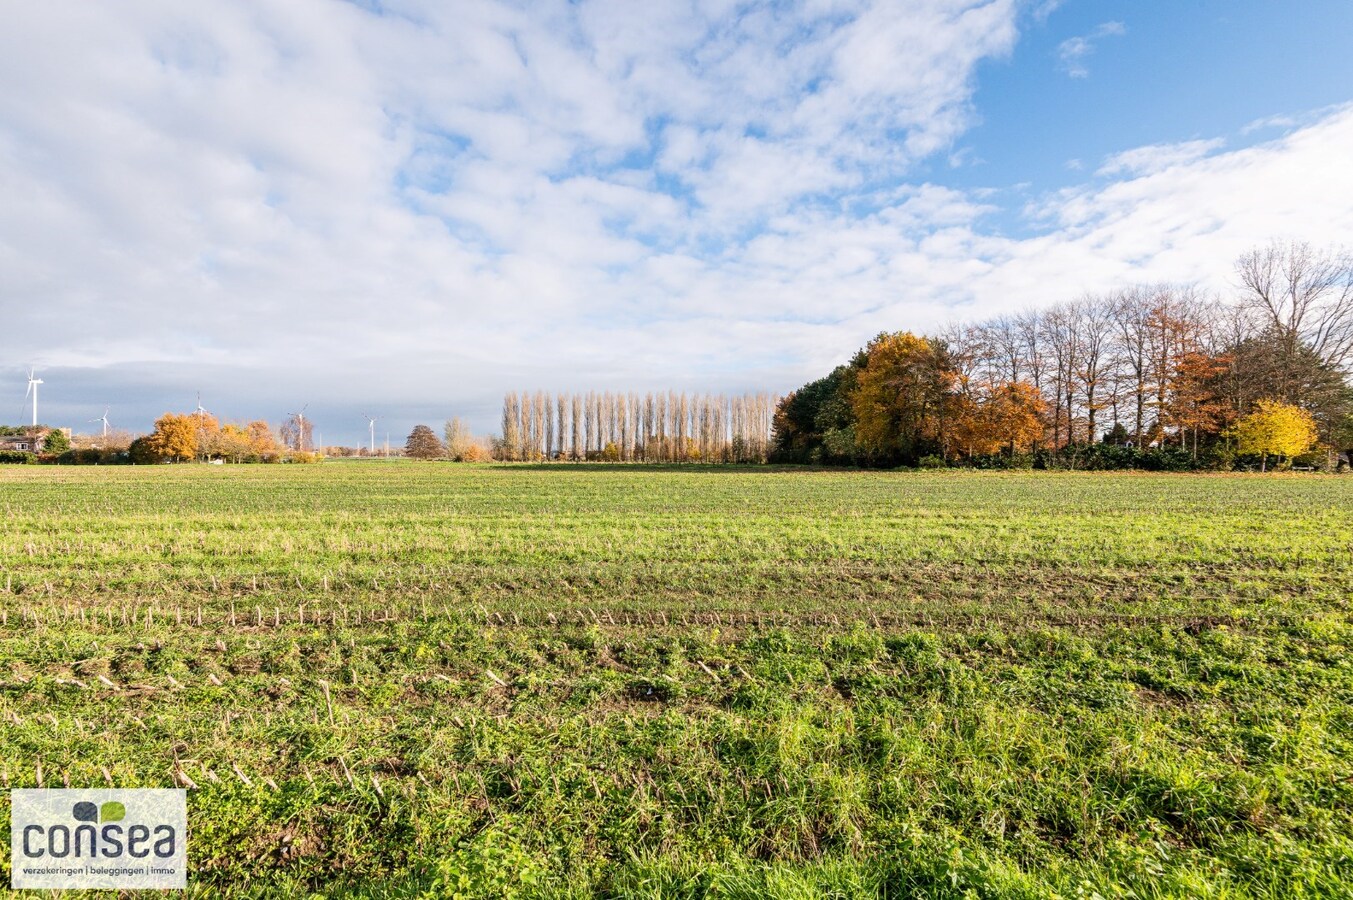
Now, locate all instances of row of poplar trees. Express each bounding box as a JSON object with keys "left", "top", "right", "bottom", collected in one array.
[
  {"left": 498, "top": 391, "right": 777, "bottom": 463},
  {"left": 774, "top": 240, "right": 1353, "bottom": 467}
]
